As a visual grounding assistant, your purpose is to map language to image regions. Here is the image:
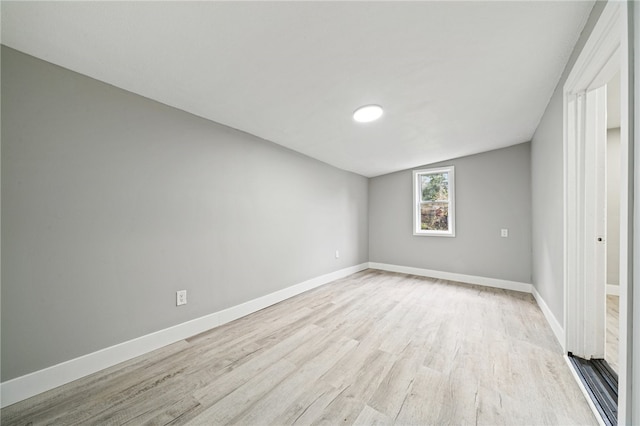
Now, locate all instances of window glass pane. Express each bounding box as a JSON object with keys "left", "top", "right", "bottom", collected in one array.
[
  {"left": 420, "top": 202, "right": 449, "bottom": 231},
  {"left": 420, "top": 172, "right": 449, "bottom": 202},
  {"left": 413, "top": 166, "right": 454, "bottom": 236}
]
